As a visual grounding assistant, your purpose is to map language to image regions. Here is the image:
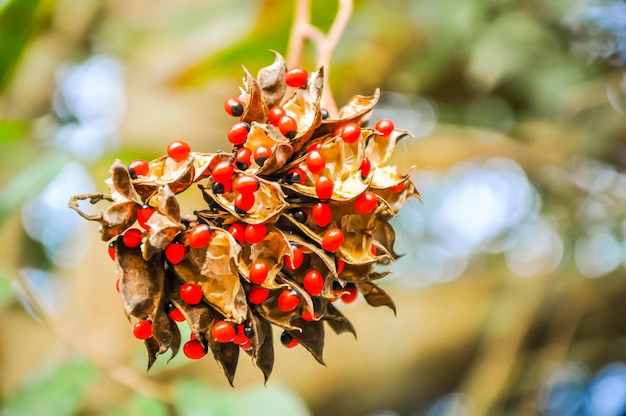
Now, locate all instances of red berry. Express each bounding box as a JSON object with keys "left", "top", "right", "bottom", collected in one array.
[
  {"left": 224, "top": 97, "right": 244, "bottom": 117},
  {"left": 167, "top": 140, "right": 191, "bottom": 161},
  {"left": 245, "top": 223, "right": 267, "bottom": 244},
  {"left": 302, "top": 310, "right": 316, "bottom": 321},
  {"left": 227, "top": 122, "right": 251, "bottom": 145},
  {"left": 233, "top": 175, "right": 260, "bottom": 194},
  {"left": 280, "top": 331, "right": 299, "bottom": 348},
  {"left": 165, "top": 243, "right": 186, "bottom": 264},
  {"left": 212, "top": 160, "right": 234, "bottom": 184},
  {"left": 249, "top": 260, "right": 269, "bottom": 285},
  {"left": 333, "top": 125, "right": 343, "bottom": 137},
  {"left": 303, "top": 269, "right": 324, "bottom": 296},
  {"left": 240, "top": 339, "right": 253, "bottom": 351},
  {"left": 307, "top": 142, "right": 322, "bottom": 152},
  {"left": 371, "top": 243, "right": 377, "bottom": 255},
  {"left": 248, "top": 286, "right": 269, "bottom": 304},
  {"left": 336, "top": 258, "right": 345, "bottom": 274},
  {"left": 312, "top": 203, "right": 332, "bottom": 227},
  {"left": 188, "top": 224, "right": 212, "bottom": 248},
  {"left": 234, "top": 192, "right": 255, "bottom": 213},
  {"left": 342, "top": 283, "right": 358, "bottom": 303},
  {"left": 355, "top": 191, "right": 378, "bottom": 214},
  {"left": 133, "top": 319, "right": 153, "bottom": 340},
  {"left": 253, "top": 145, "right": 272, "bottom": 166},
  {"left": 268, "top": 106, "right": 285, "bottom": 126},
  {"left": 233, "top": 324, "right": 249, "bottom": 346},
  {"left": 180, "top": 282, "right": 203, "bottom": 305},
  {"left": 278, "top": 115, "right": 297, "bottom": 139},
  {"left": 285, "top": 246, "right": 303, "bottom": 270},
  {"left": 390, "top": 181, "right": 406, "bottom": 193},
  {"left": 228, "top": 222, "right": 246, "bottom": 244},
  {"left": 315, "top": 176, "right": 334, "bottom": 200},
  {"left": 285, "top": 66, "right": 308, "bottom": 88},
  {"left": 115, "top": 278, "right": 120, "bottom": 293},
  {"left": 108, "top": 241, "right": 116, "bottom": 261},
  {"left": 235, "top": 147, "right": 252, "bottom": 170},
  {"left": 137, "top": 204, "right": 155, "bottom": 230},
  {"left": 375, "top": 118, "right": 395, "bottom": 136},
  {"left": 183, "top": 339, "right": 207, "bottom": 359},
  {"left": 278, "top": 289, "right": 300, "bottom": 312},
  {"left": 128, "top": 159, "right": 149, "bottom": 178},
  {"left": 123, "top": 228, "right": 142, "bottom": 248},
  {"left": 211, "top": 320, "right": 237, "bottom": 343},
  {"left": 285, "top": 167, "right": 306, "bottom": 185},
  {"left": 360, "top": 157, "right": 371, "bottom": 179},
  {"left": 168, "top": 307, "right": 185, "bottom": 322},
  {"left": 306, "top": 149, "right": 326, "bottom": 174},
  {"left": 322, "top": 228, "right": 344, "bottom": 252},
  {"left": 340, "top": 123, "right": 361, "bottom": 143}
]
